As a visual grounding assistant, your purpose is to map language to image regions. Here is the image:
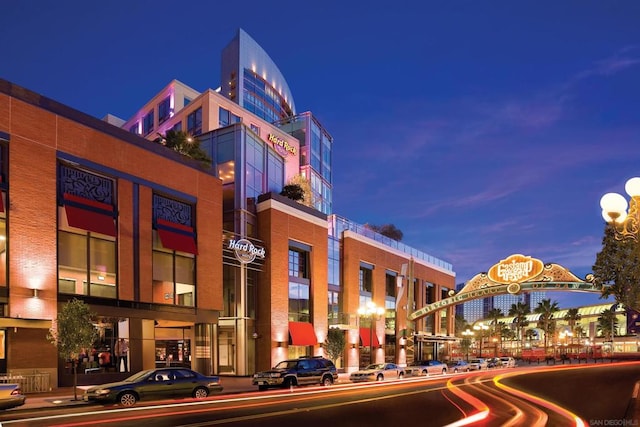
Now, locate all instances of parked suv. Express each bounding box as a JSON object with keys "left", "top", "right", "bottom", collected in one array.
[{"left": 252, "top": 356, "right": 338, "bottom": 391}]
